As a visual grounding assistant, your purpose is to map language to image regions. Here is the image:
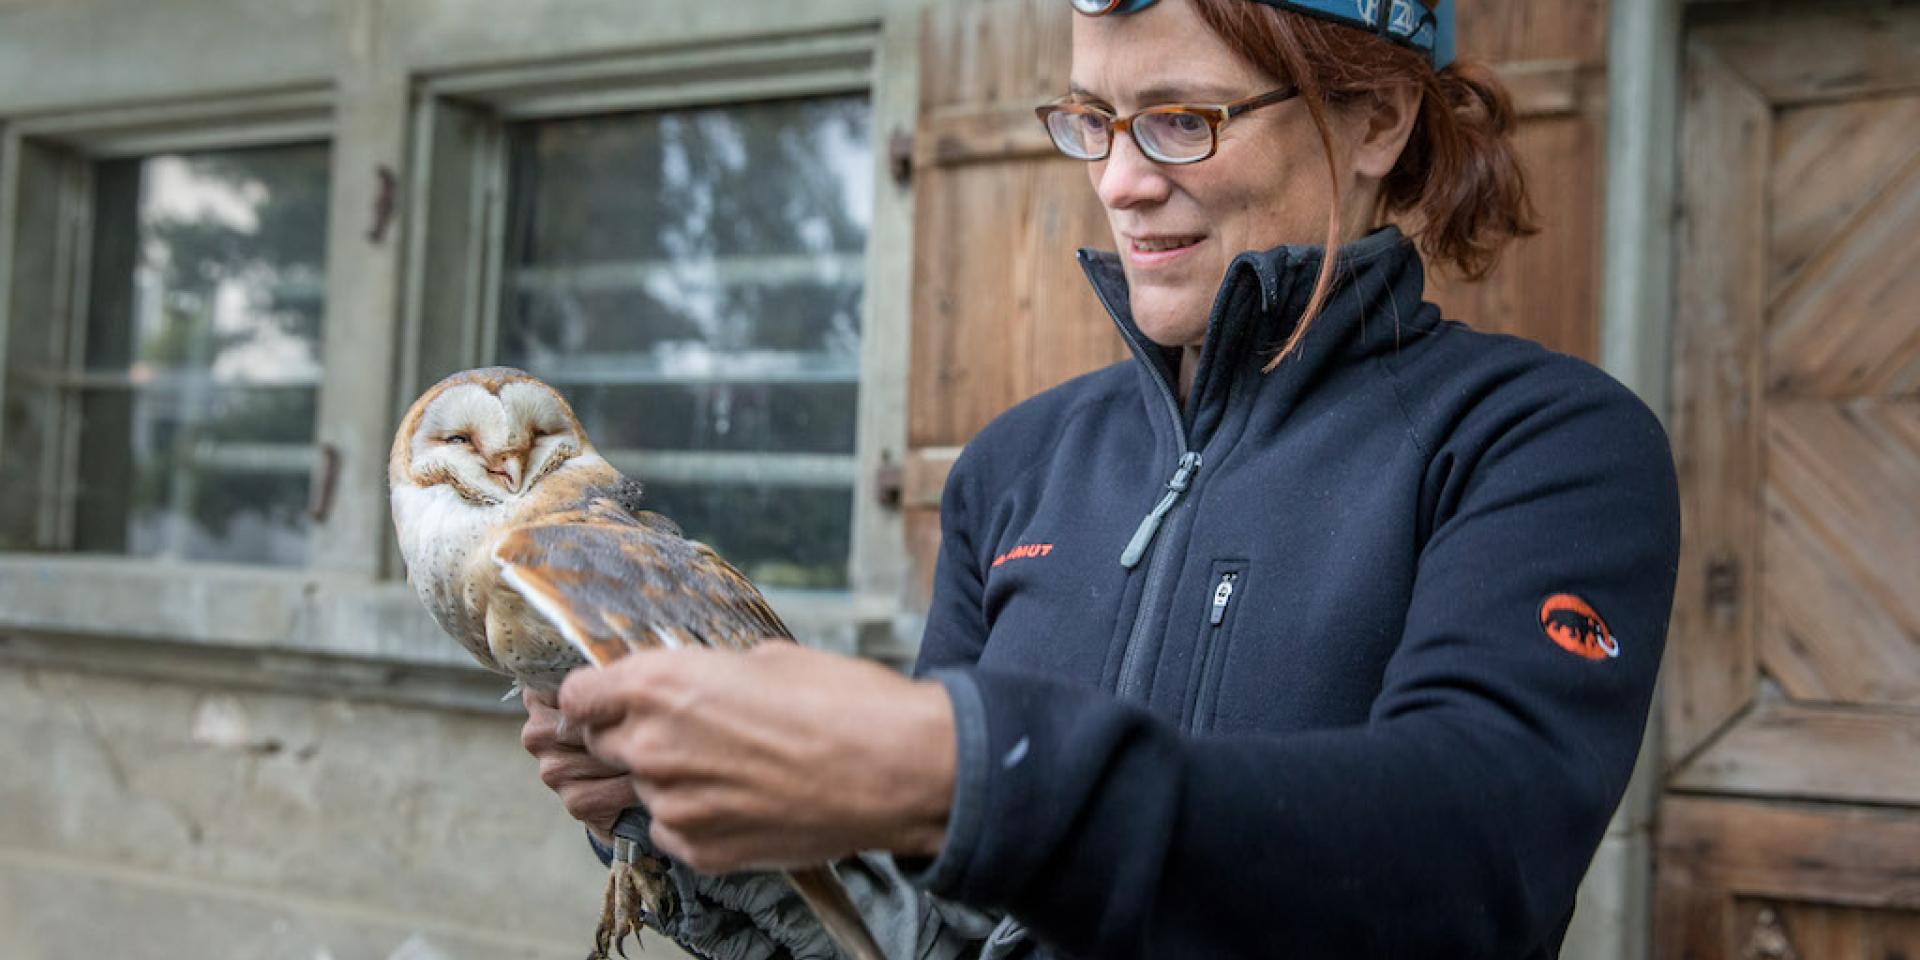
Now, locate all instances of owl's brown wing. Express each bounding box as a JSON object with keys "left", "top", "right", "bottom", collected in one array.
[{"left": 491, "top": 512, "right": 791, "bottom": 670}]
